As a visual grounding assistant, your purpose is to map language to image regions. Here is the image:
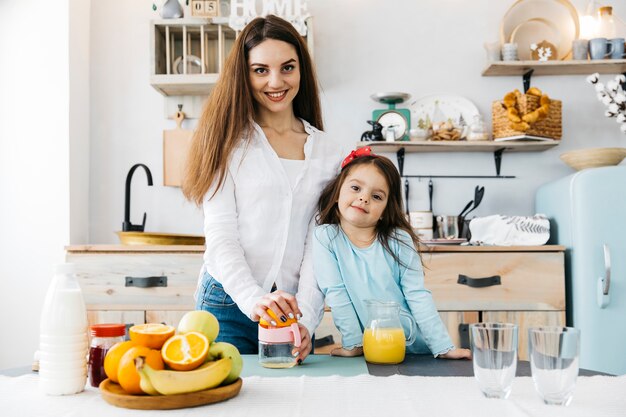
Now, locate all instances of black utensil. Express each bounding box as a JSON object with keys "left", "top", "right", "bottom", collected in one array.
[
  {"left": 428, "top": 179, "right": 433, "bottom": 211},
  {"left": 404, "top": 179, "right": 410, "bottom": 215},
  {"left": 464, "top": 186, "right": 485, "bottom": 217}
]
